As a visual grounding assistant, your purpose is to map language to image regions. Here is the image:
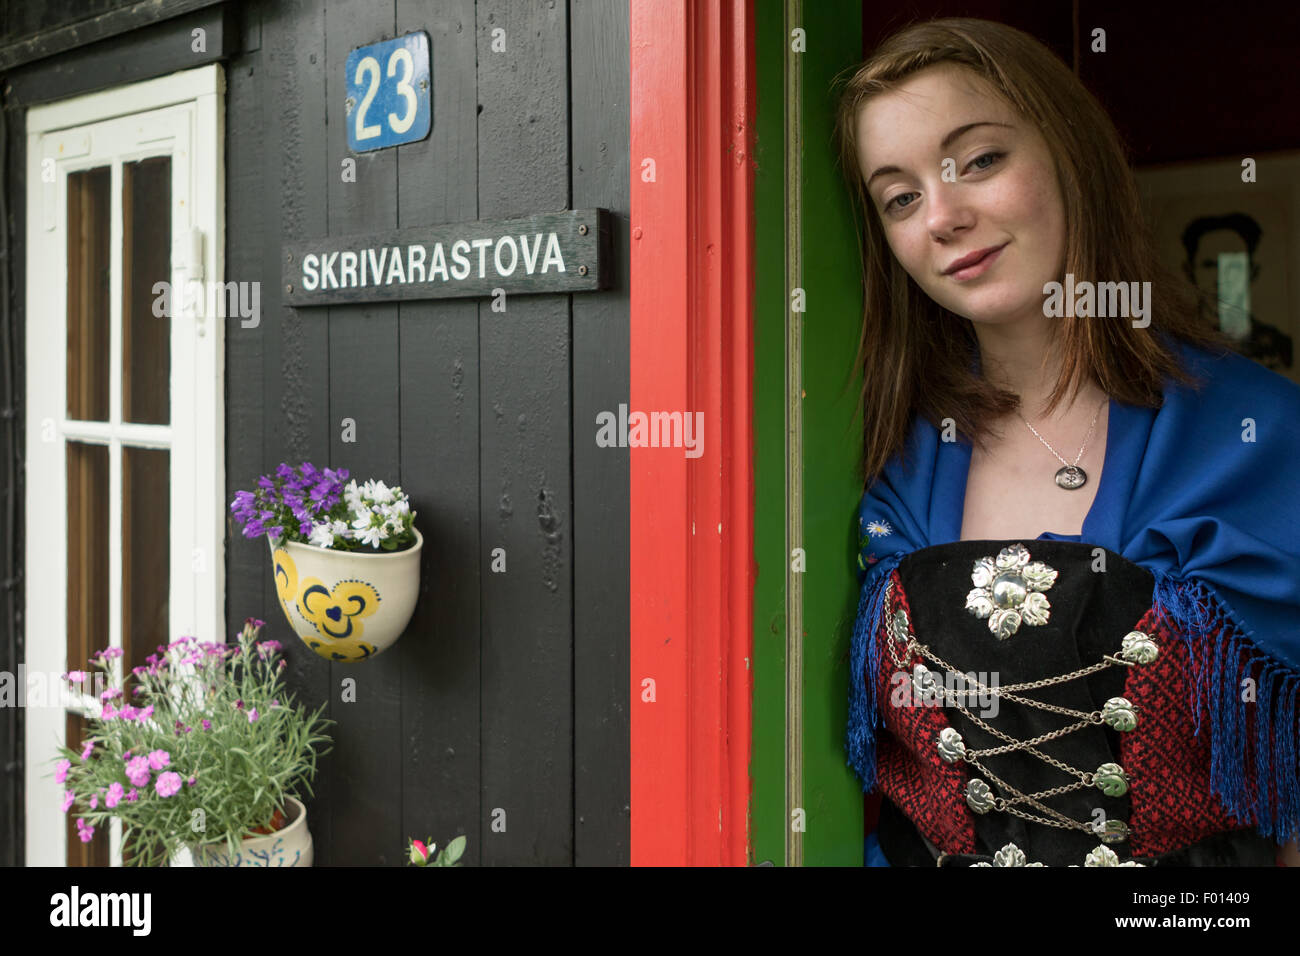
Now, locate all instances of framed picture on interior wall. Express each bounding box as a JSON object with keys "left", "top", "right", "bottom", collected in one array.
[{"left": 1136, "top": 150, "right": 1300, "bottom": 385}]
